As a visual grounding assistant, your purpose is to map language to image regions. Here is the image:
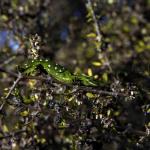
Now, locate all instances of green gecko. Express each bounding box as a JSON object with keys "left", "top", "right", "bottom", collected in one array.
[{"left": 19, "top": 59, "right": 99, "bottom": 86}]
